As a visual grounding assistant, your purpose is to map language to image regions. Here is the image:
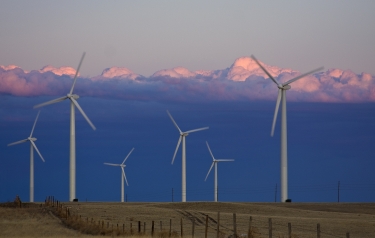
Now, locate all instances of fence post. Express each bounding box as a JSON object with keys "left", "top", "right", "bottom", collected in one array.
[
  {"left": 138, "top": 221, "right": 141, "bottom": 233},
  {"left": 346, "top": 232, "right": 350, "bottom": 238},
  {"left": 205, "top": 215, "right": 209, "bottom": 238},
  {"left": 317, "top": 223, "right": 320, "bottom": 238},
  {"left": 123, "top": 223, "right": 125, "bottom": 233},
  {"left": 233, "top": 213, "right": 237, "bottom": 238},
  {"left": 192, "top": 219, "right": 195, "bottom": 238},
  {"left": 151, "top": 221, "right": 154, "bottom": 237},
  {"left": 180, "top": 218, "right": 183, "bottom": 237},
  {"left": 144, "top": 222, "right": 146, "bottom": 233},
  {"left": 248, "top": 216, "right": 253, "bottom": 238},
  {"left": 268, "top": 218, "right": 272, "bottom": 238},
  {"left": 288, "top": 222, "right": 292, "bottom": 238},
  {"left": 169, "top": 219, "right": 172, "bottom": 237},
  {"left": 217, "top": 212, "right": 220, "bottom": 238}
]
